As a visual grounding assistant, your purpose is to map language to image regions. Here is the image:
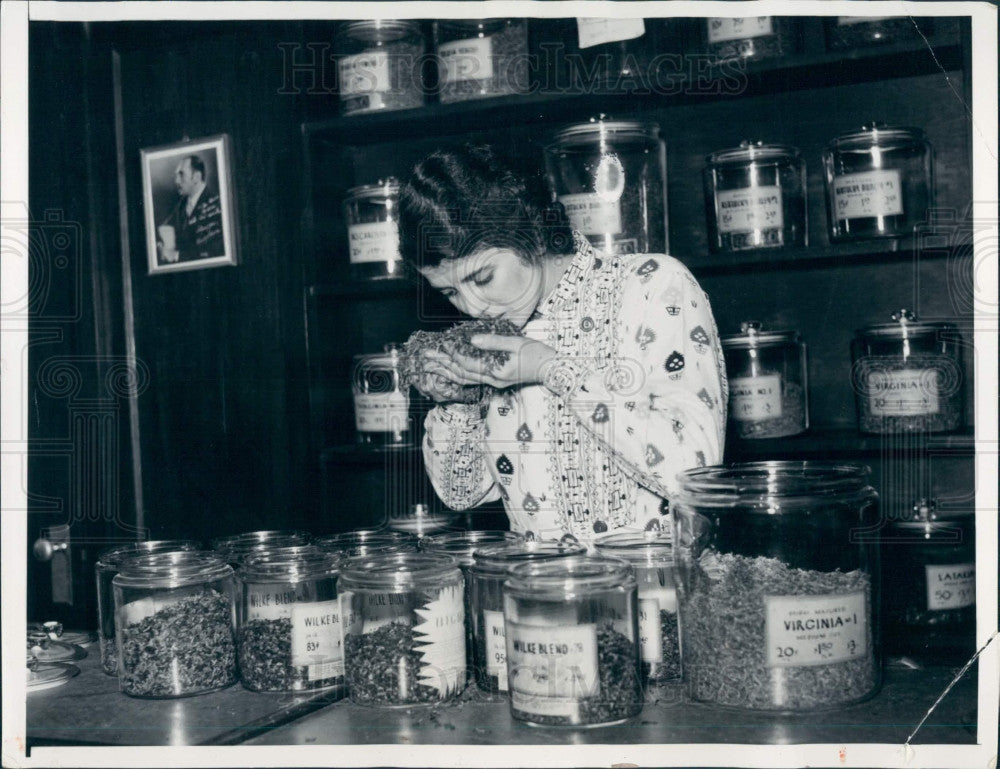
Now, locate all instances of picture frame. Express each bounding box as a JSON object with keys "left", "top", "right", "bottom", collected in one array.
[{"left": 140, "top": 133, "right": 238, "bottom": 274}]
